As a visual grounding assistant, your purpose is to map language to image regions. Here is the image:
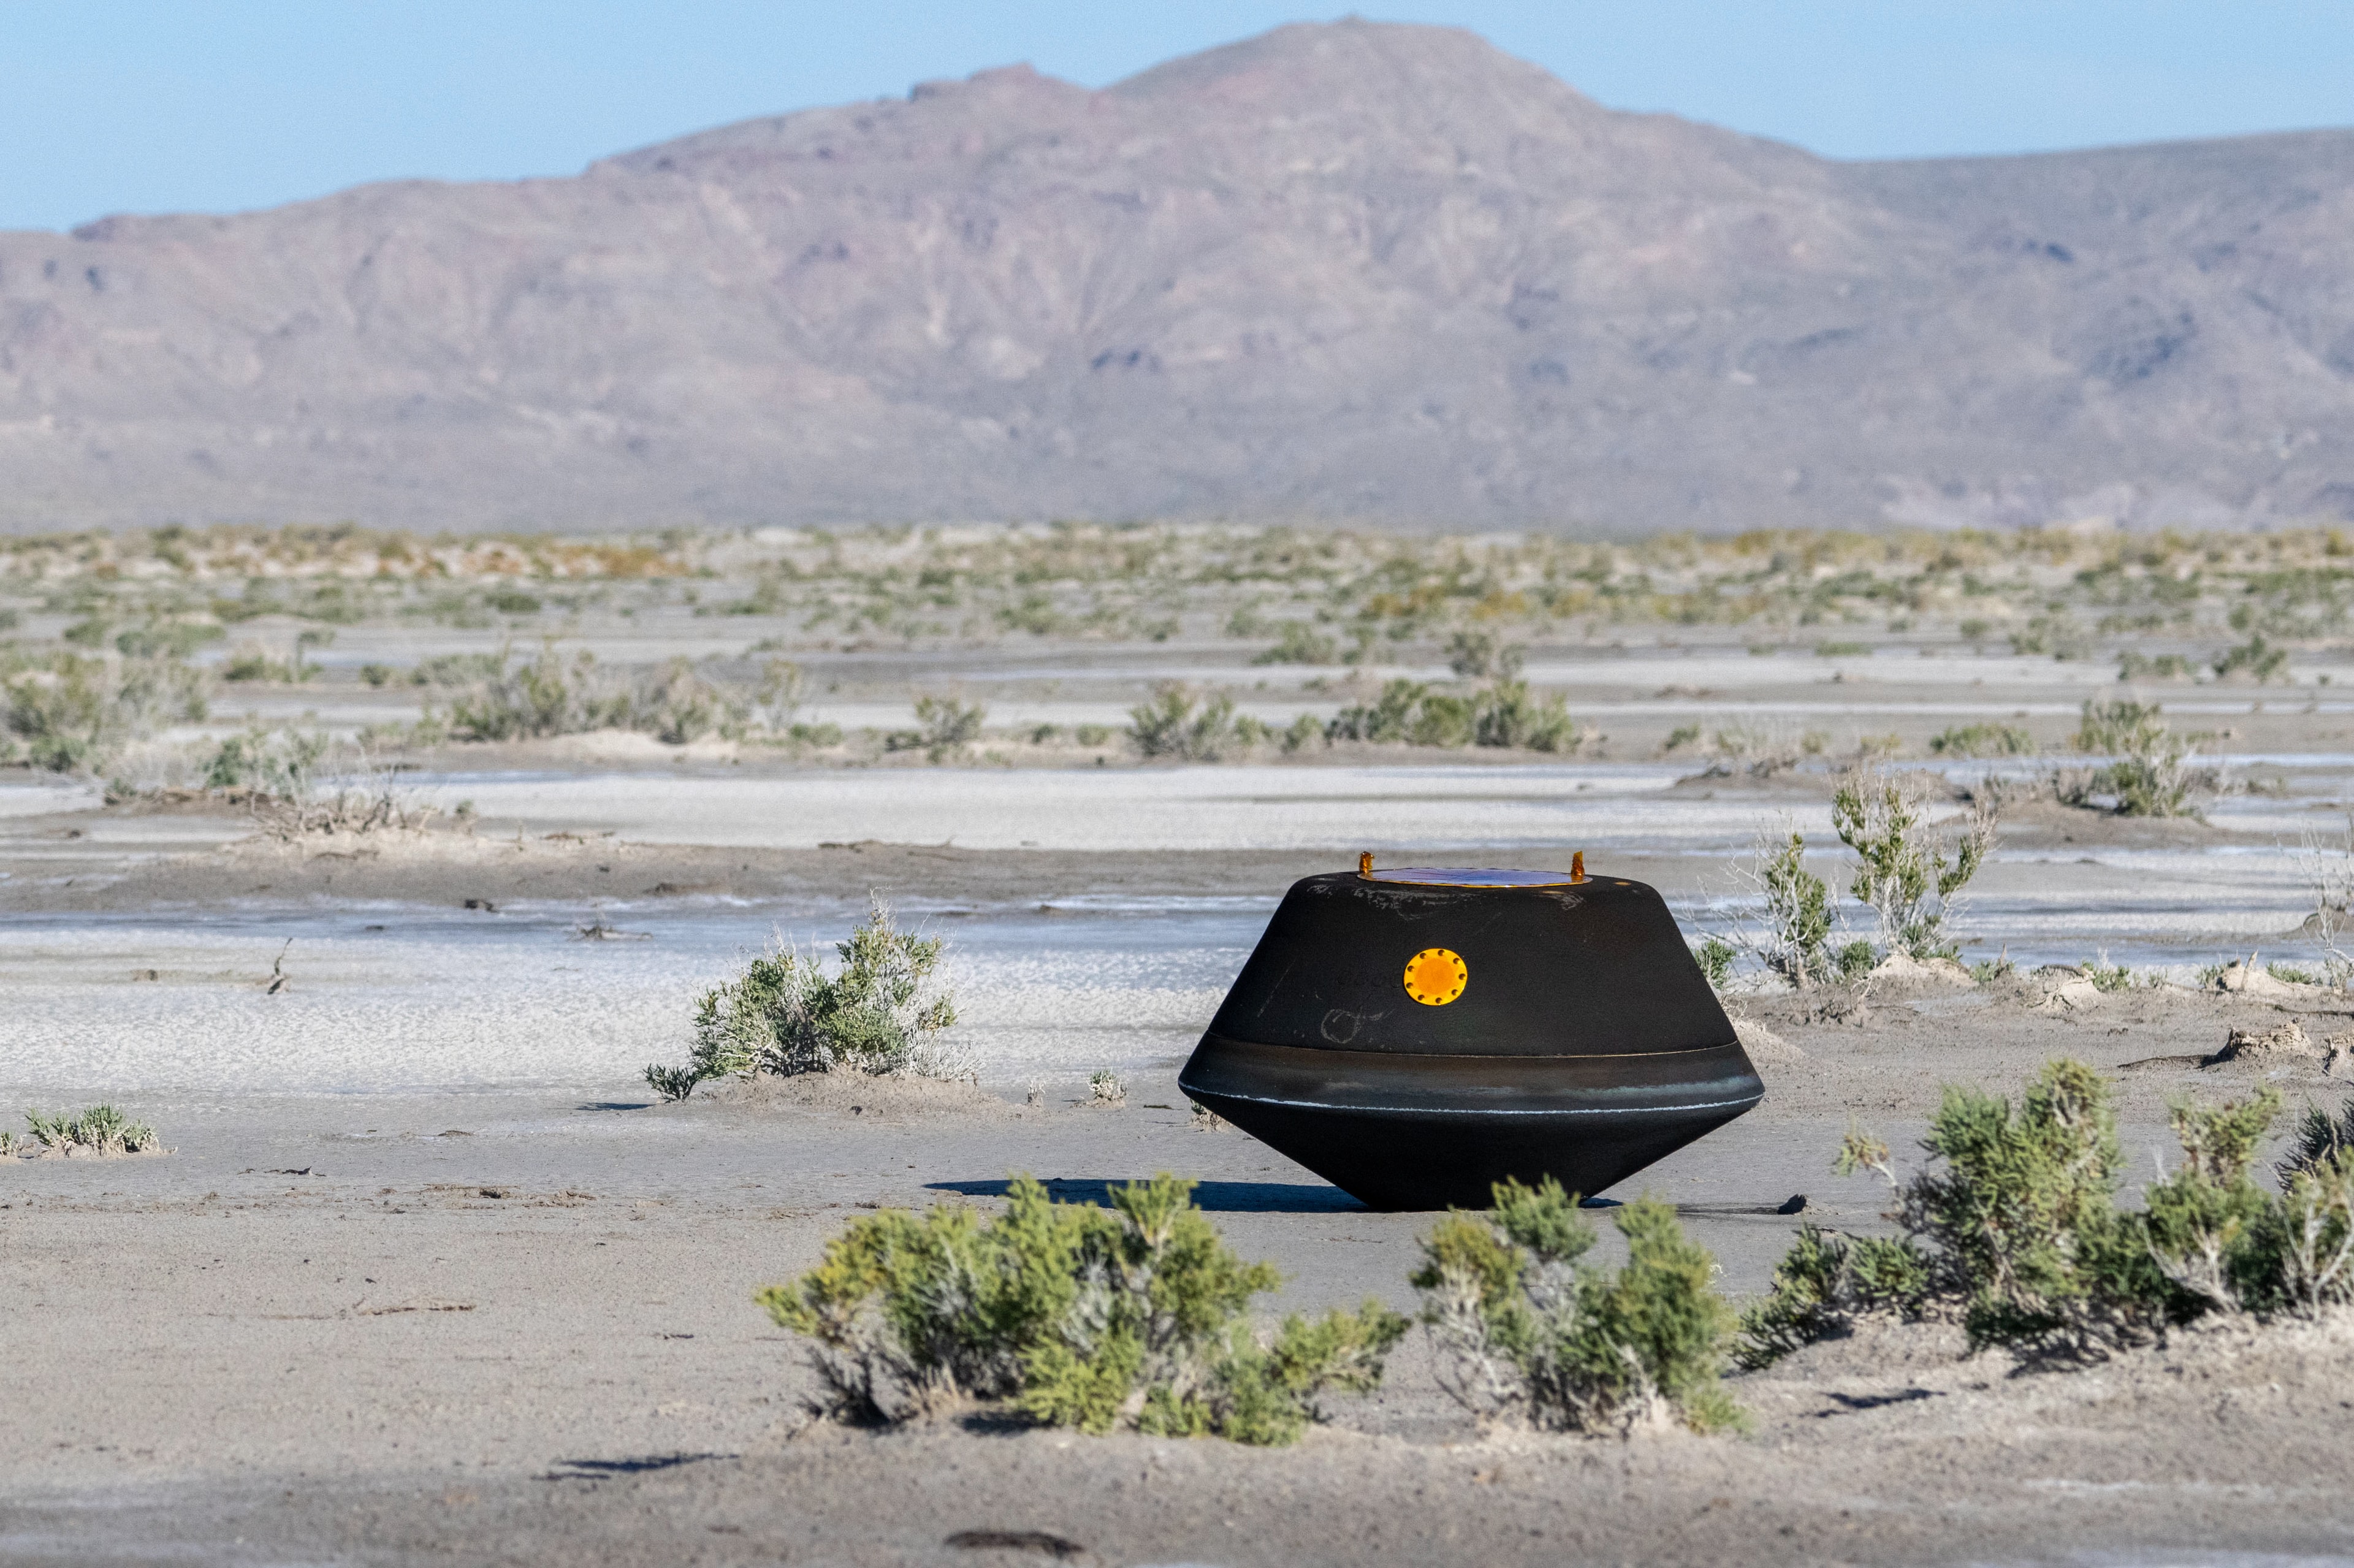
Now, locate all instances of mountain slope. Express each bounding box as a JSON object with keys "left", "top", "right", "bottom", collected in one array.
[{"left": 1, "top": 19, "right": 2349, "bottom": 531}]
